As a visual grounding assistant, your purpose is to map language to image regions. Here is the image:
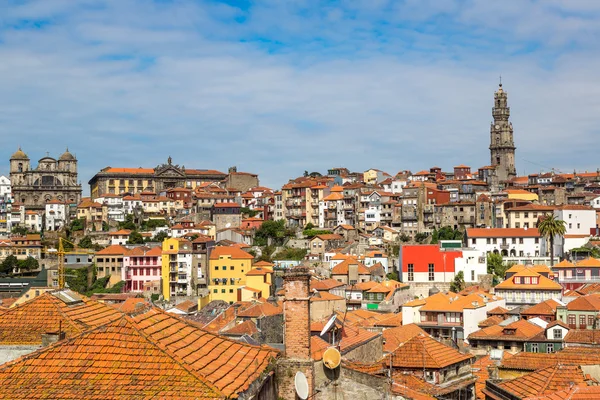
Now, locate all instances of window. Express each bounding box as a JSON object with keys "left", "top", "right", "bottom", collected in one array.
[
  {"left": 486, "top": 238, "right": 491, "bottom": 244},
  {"left": 568, "top": 314, "right": 576, "bottom": 328},
  {"left": 221, "top": 289, "right": 226, "bottom": 293},
  {"left": 524, "top": 212, "right": 529, "bottom": 218},
  {"left": 531, "top": 343, "right": 539, "bottom": 353},
  {"left": 471, "top": 270, "right": 475, "bottom": 281},
  {"left": 428, "top": 263, "right": 434, "bottom": 281},
  {"left": 214, "top": 266, "right": 218, "bottom": 270},
  {"left": 519, "top": 238, "right": 524, "bottom": 244},
  {"left": 535, "top": 238, "right": 539, "bottom": 244},
  {"left": 569, "top": 223, "right": 572, "bottom": 229},
  {"left": 229, "top": 289, "right": 234, "bottom": 293},
  {"left": 553, "top": 329, "right": 563, "bottom": 339},
  {"left": 515, "top": 277, "right": 521, "bottom": 284},
  {"left": 230, "top": 266, "right": 234, "bottom": 270},
  {"left": 222, "top": 266, "right": 226, "bottom": 270},
  {"left": 577, "top": 223, "right": 580, "bottom": 229},
  {"left": 408, "top": 264, "right": 414, "bottom": 281},
  {"left": 213, "top": 289, "right": 217, "bottom": 293},
  {"left": 589, "top": 315, "right": 595, "bottom": 328},
  {"left": 547, "top": 343, "right": 554, "bottom": 353},
  {"left": 512, "top": 238, "right": 516, "bottom": 244},
  {"left": 493, "top": 238, "right": 497, "bottom": 244},
  {"left": 580, "top": 315, "right": 586, "bottom": 328}
]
